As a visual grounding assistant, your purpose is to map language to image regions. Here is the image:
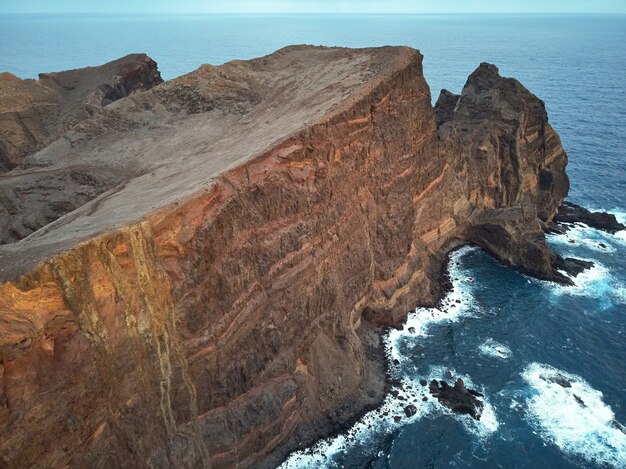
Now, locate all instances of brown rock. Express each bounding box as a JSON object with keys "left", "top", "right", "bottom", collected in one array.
[
  {"left": 0, "top": 46, "right": 575, "bottom": 468},
  {"left": 0, "top": 53, "right": 161, "bottom": 171}
]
